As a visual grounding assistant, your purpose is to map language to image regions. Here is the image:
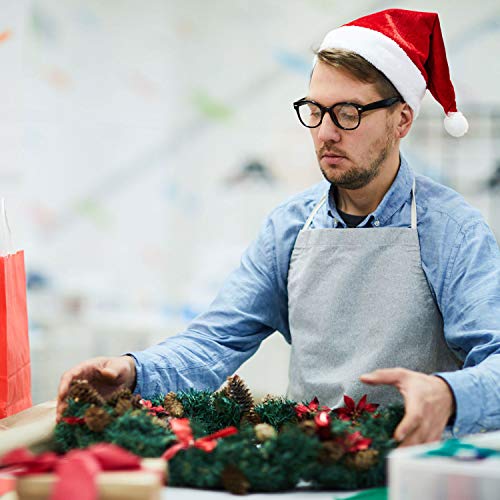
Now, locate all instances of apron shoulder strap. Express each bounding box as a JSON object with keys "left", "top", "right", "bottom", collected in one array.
[
  {"left": 411, "top": 178, "right": 417, "bottom": 229},
  {"left": 303, "top": 194, "right": 327, "bottom": 230}
]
